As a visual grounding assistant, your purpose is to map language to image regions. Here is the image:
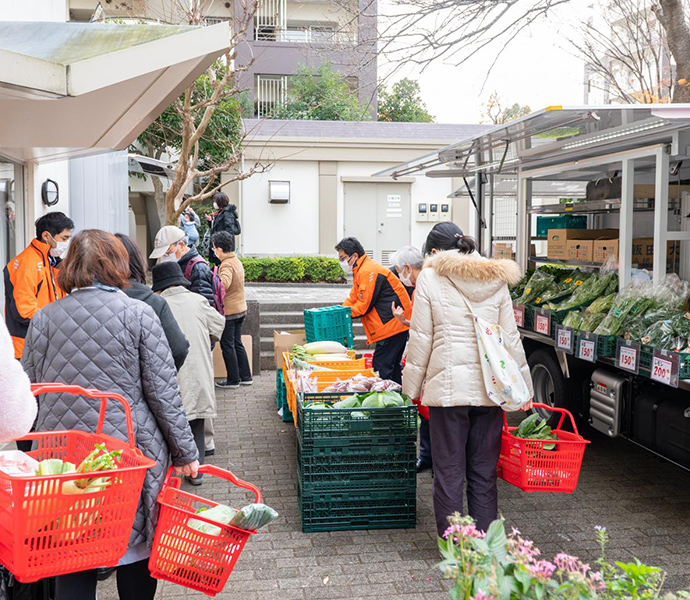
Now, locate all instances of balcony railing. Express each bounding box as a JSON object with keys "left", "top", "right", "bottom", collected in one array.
[{"left": 255, "top": 25, "right": 355, "bottom": 44}]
